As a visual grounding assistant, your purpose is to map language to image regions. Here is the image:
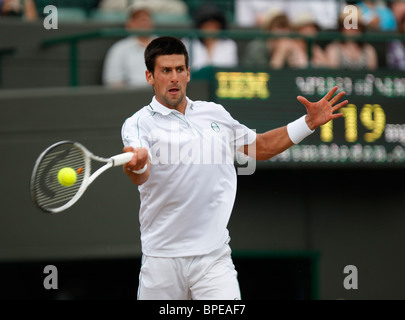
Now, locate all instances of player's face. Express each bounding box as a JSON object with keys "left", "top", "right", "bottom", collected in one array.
[{"left": 146, "top": 54, "right": 190, "bottom": 110}]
